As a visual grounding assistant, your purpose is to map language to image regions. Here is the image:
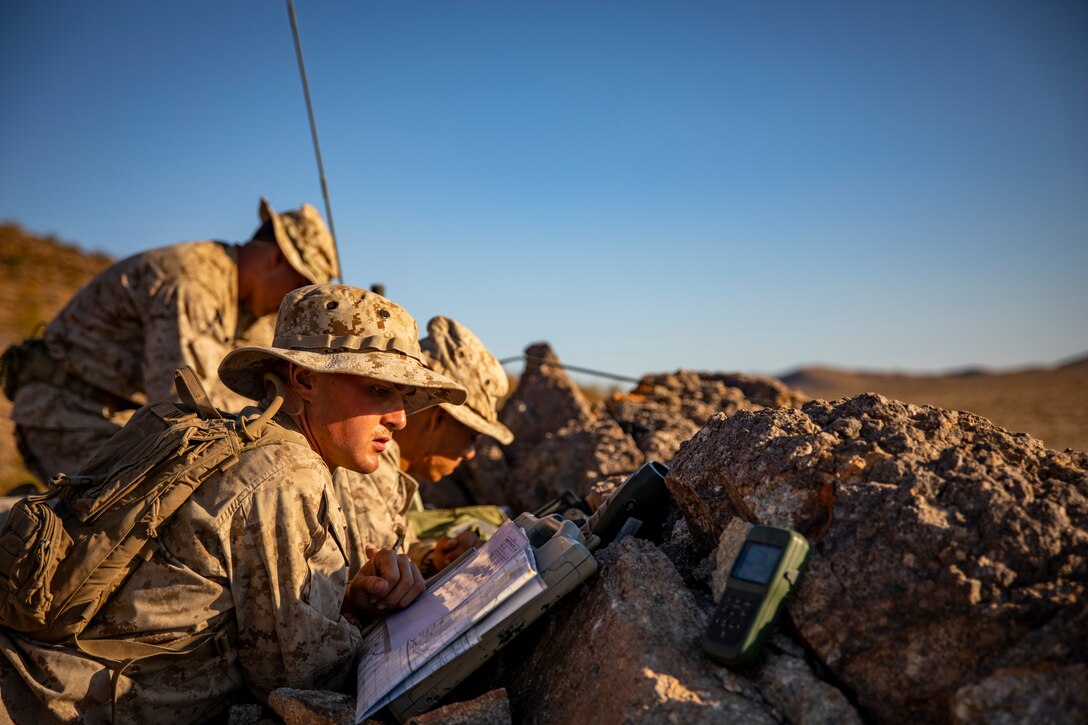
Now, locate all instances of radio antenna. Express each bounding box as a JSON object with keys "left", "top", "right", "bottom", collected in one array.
[{"left": 285, "top": 0, "right": 343, "bottom": 282}]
